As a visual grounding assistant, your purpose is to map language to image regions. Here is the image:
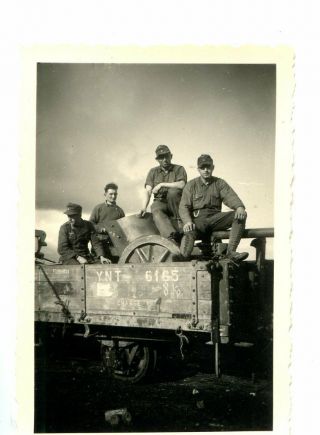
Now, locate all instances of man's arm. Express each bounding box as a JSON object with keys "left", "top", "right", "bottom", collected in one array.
[
  {"left": 89, "top": 205, "right": 102, "bottom": 232},
  {"left": 234, "top": 206, "right": 247, "bottom": 220},
  {"left": 152, "top": 166, "right": 187, "bottom": 194},
  {"left": 139, "top": 185, "right": 152, "bottom": 217},
  {"left": 139, "top": 168, "right": 154, "bottom": 217},
  {"left": 152, "top": 180, "right": 185, "bottom": 194},
  {"left": 179, "top": 183, "right": 196, "bottom": 232},
  {"left": 57, "top": 225, "right": 77, "bottom": 261},
  {"left": 219, "top": 179, "right": 247, "bottom": 220}
]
